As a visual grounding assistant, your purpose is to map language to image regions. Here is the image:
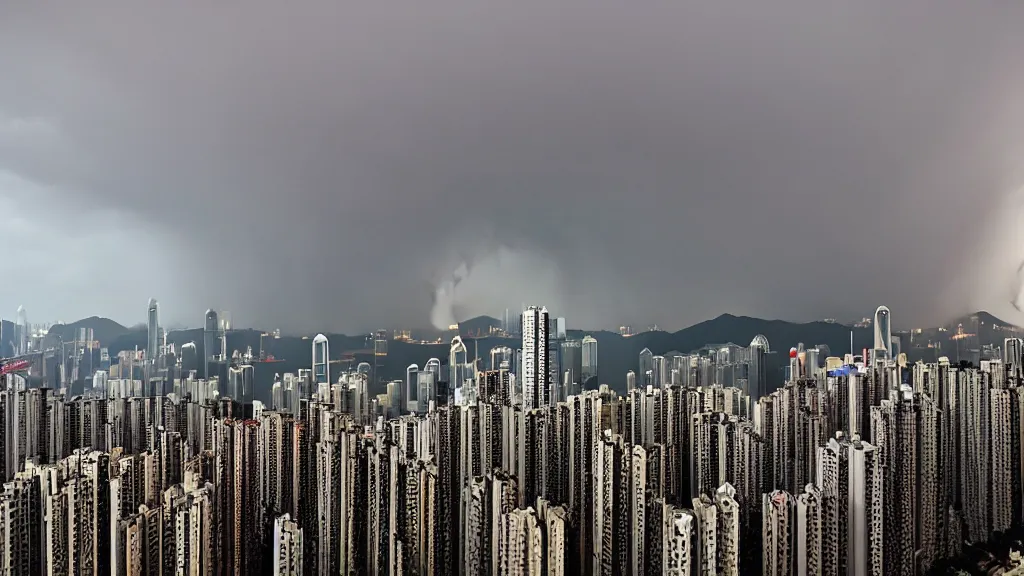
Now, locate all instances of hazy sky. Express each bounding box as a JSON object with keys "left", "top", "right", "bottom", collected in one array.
[{"left": 3, "top": 1, "right": 1024, "bottom": 333}]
